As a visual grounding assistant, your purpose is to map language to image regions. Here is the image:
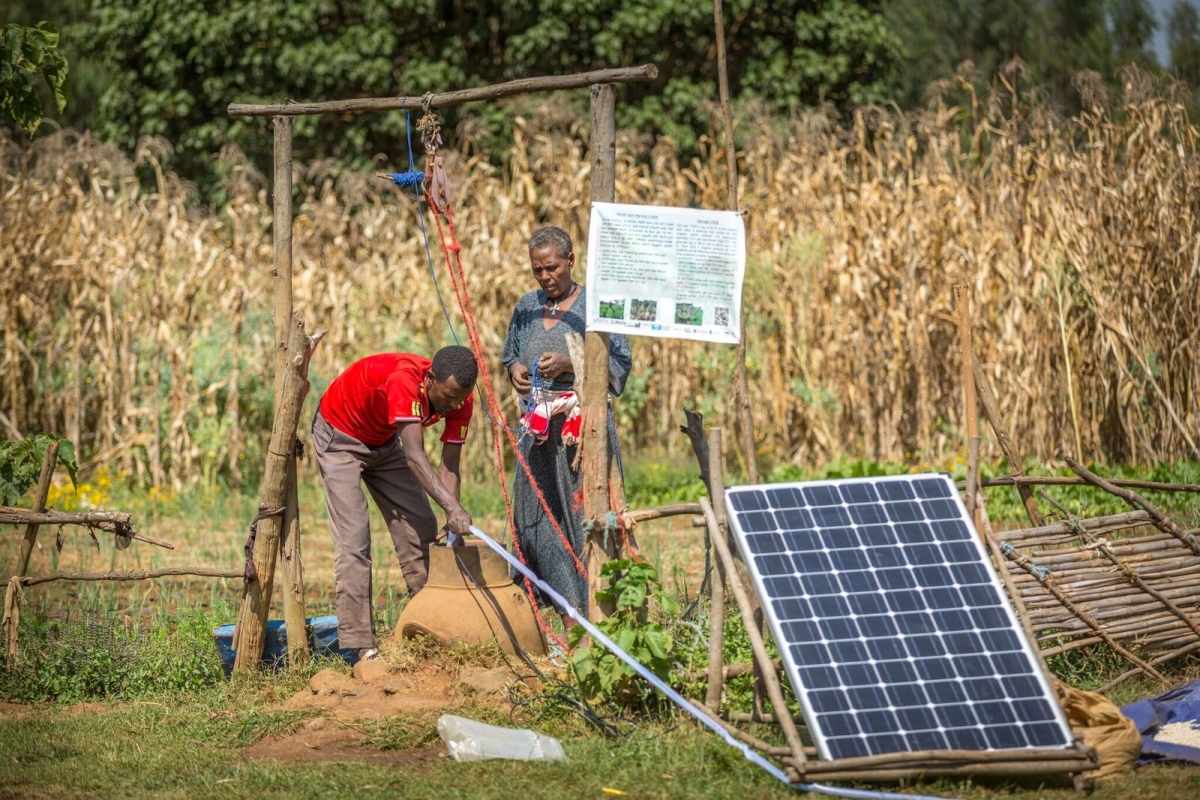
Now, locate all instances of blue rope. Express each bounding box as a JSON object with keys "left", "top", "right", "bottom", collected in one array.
[{"left": 387, "top": 170, "right": 425, "bottom": 188}]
